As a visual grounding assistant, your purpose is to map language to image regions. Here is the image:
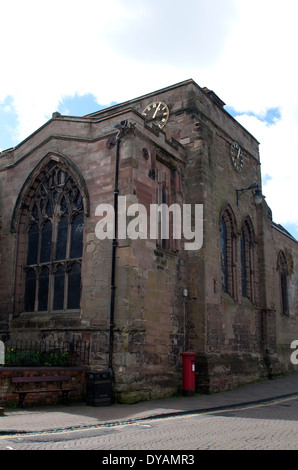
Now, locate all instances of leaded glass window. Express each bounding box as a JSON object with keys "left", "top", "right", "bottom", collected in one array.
[
  {"left": 241, "top": 219, "right": 255, "bottom": 302},
  {"left": 220, "top": 208, "right": 236, "bottom": 299},
  {"left": 24, "top": 162, "right": 84, "bottom": 312},
  {"left": 277, "top": 251, "right": 289, "bottom": 316},
  {"left": 220, "top": 216, "right": 228, "bottom": 293},
  {"left": 241, "top": 229, "right": 247, "bottom": 298}
]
